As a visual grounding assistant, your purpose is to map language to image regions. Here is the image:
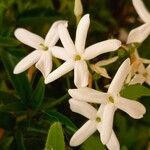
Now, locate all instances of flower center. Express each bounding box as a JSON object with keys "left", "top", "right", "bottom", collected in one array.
[
  {"left": 74, "top": 54, "right": 81, "bottom": 61},
  {"left": 39, "top": 43, "right": 48, "bottom": 51},
  {"left": 108, "top": 96, "right": 114, "bottom": 103},
  {"left": 96, "top": 117, "right": 101, "bottom": 123}
]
